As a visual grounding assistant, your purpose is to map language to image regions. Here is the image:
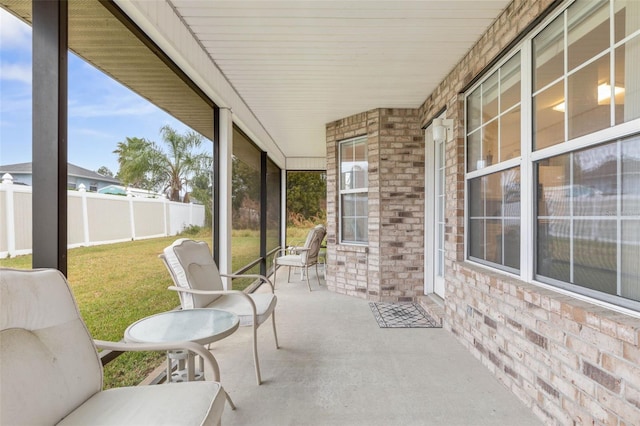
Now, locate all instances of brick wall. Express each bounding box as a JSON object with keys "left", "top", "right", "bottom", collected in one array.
[
  {"left": 377, "top": 109, "right": 424, "bottom": 301},
  {"left": 325, "top": 0, "right": 640, "bottom": 424},
  {"left": 326, "top": 111, "right": 376, "bottom": 298},
  {"left": 447, "top": 263, "right": 640, "bottom": 424},
  {"left": 326, "top": 109, "right": 423, "bottom": 301},
  {"left": 417, "top": 0, "right": 640, "bottom": 424}
]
